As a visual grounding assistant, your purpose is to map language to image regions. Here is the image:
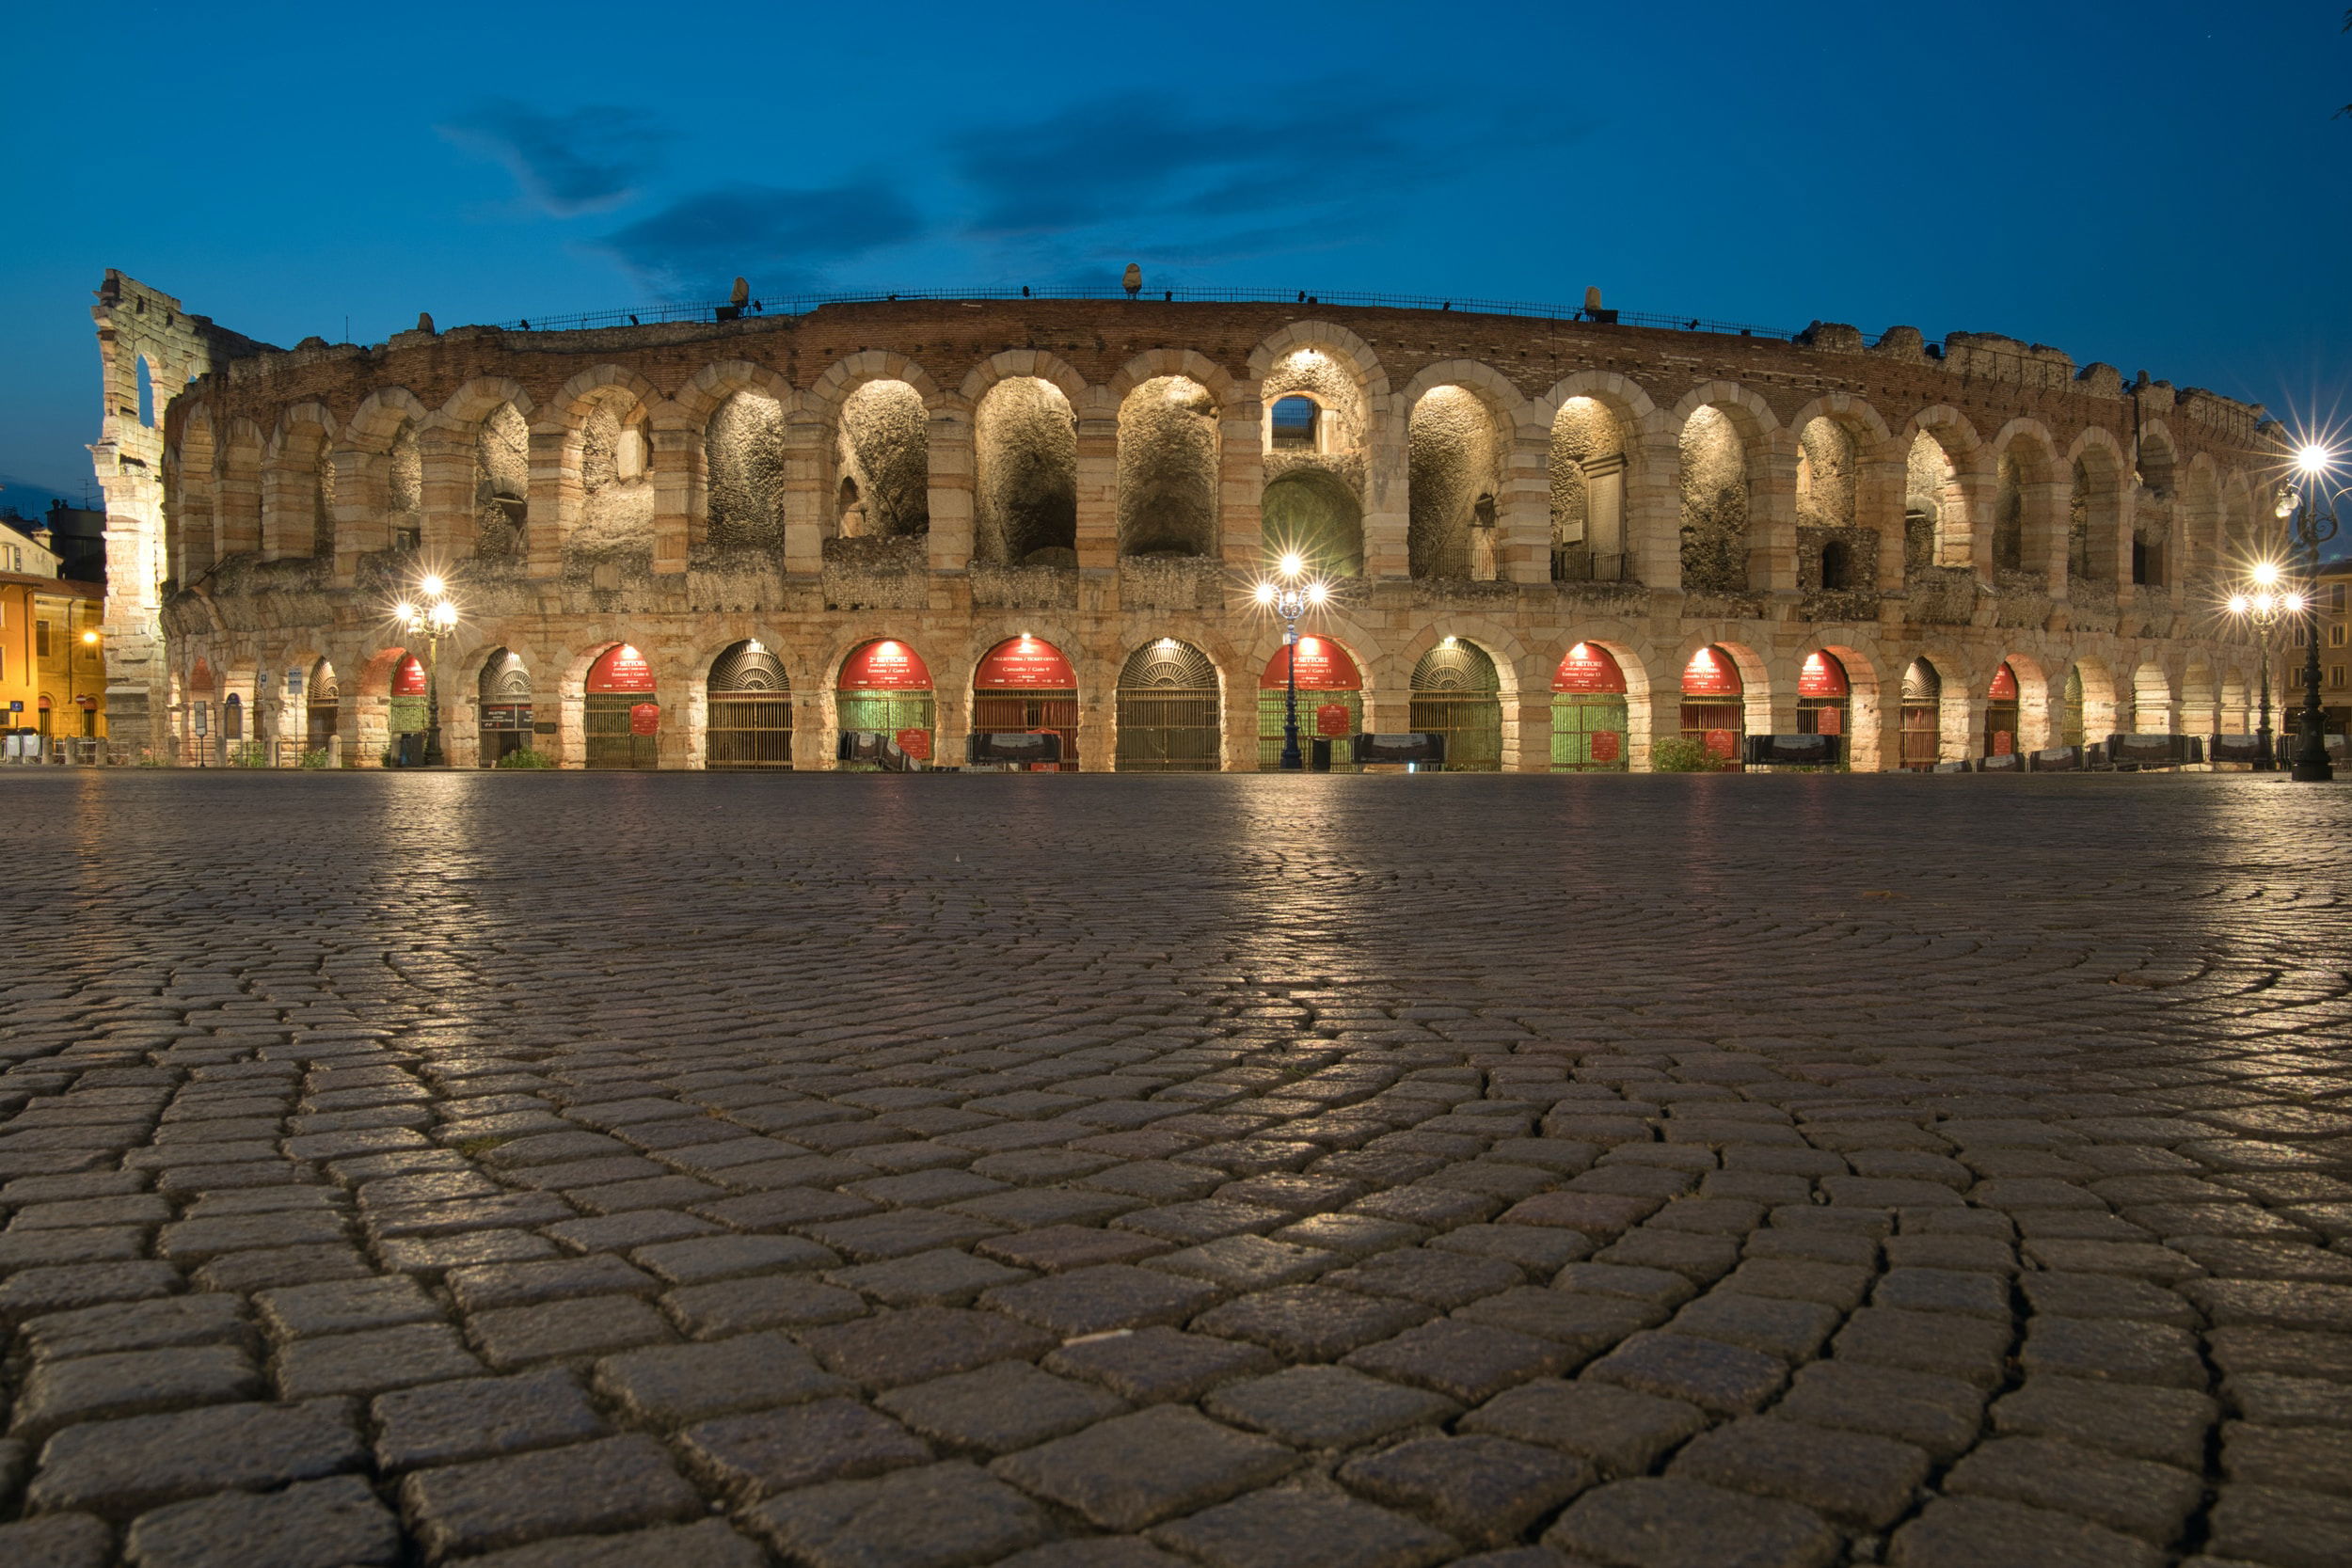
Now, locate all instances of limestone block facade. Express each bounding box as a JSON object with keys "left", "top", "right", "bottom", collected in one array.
[{"left": 96, "top": 275, "right": 2288, "bottom": 770}]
